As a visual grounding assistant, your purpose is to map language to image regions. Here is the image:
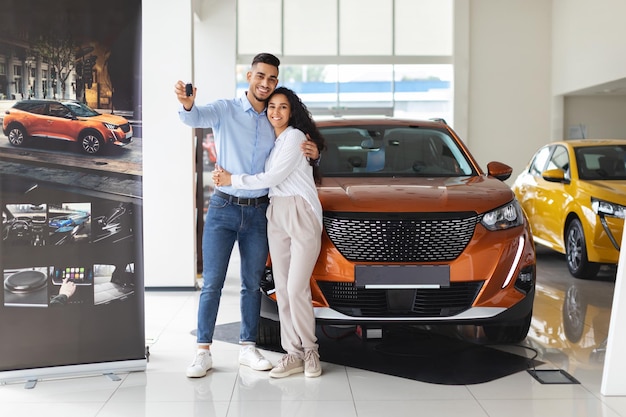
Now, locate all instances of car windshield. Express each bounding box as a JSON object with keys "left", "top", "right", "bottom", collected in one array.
[
  {"left": 62, "top": 101, "right": 100, "bottom": 117},
  {"left": 318, "top": 125, "right": 475, "bottom": 177},
  {"left": 575, "top": 145, "right": 626, "bottom": 180}
]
